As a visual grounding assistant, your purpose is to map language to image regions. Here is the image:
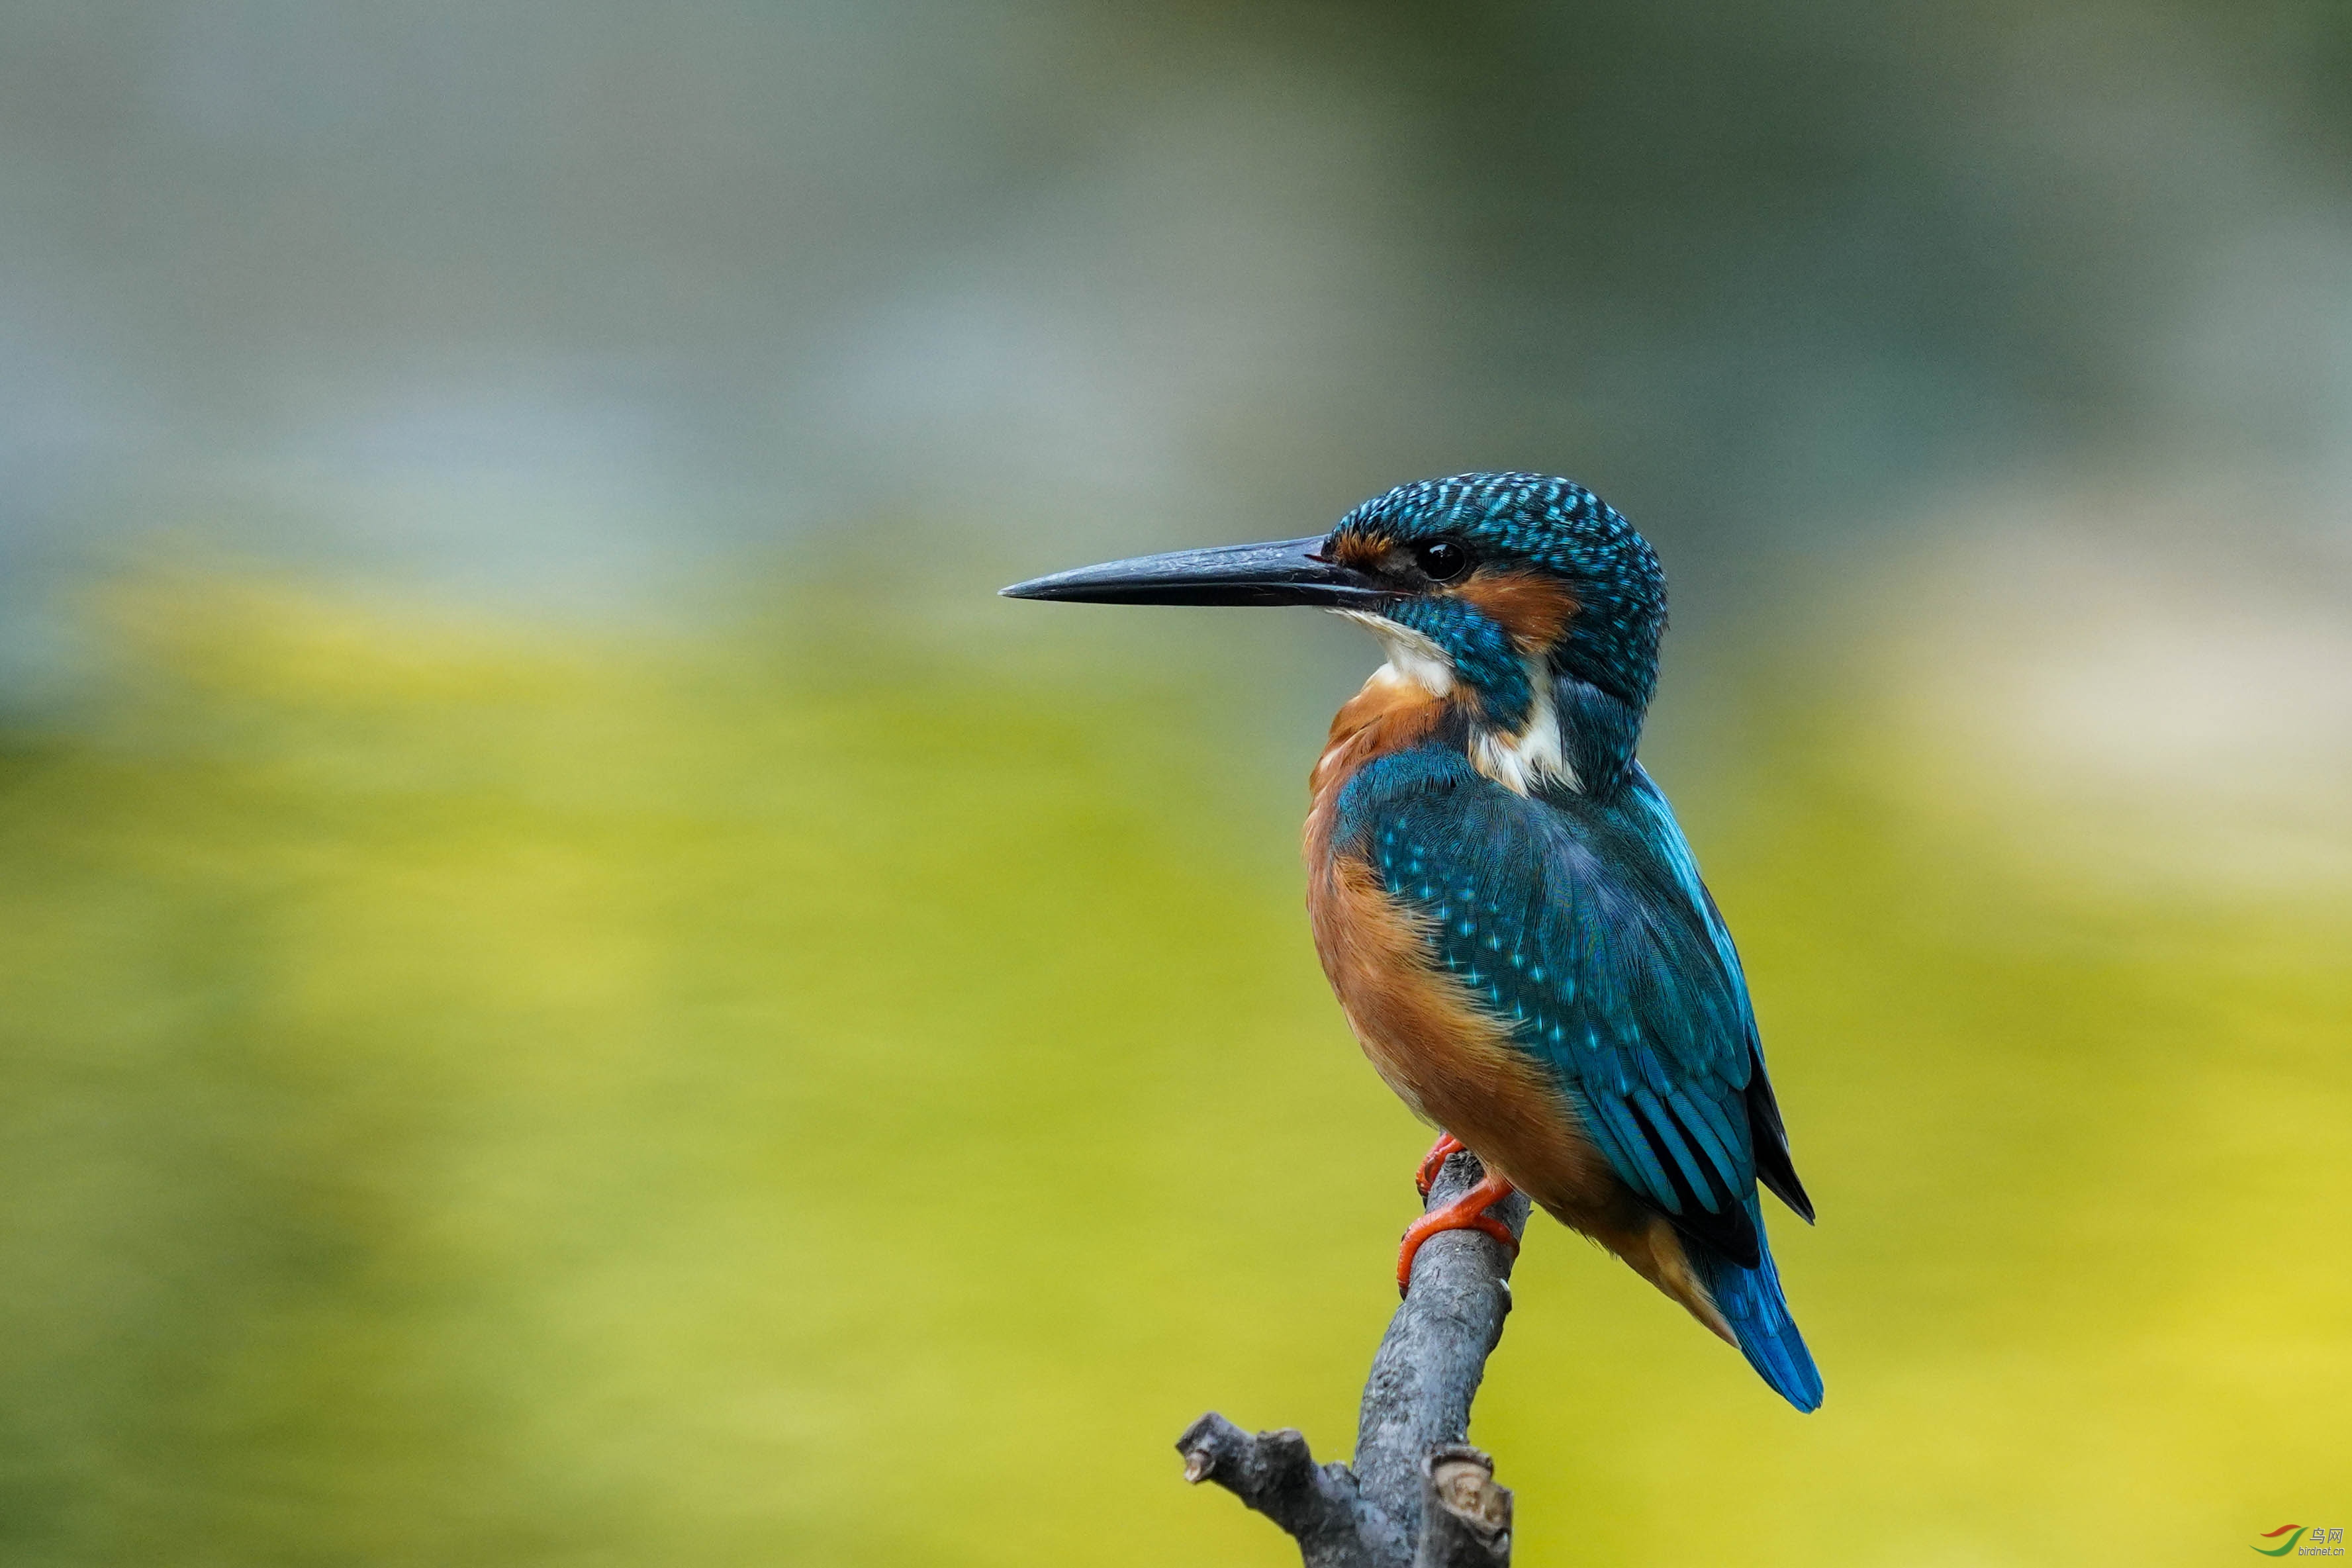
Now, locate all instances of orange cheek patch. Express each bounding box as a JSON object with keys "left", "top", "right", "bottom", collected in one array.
[
  {"left": 1454, "top": 571, "right": 1578, "bottom": 654},
  {"left": 1327, "top": 533, "right": 1396, "bottom": 572}
]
